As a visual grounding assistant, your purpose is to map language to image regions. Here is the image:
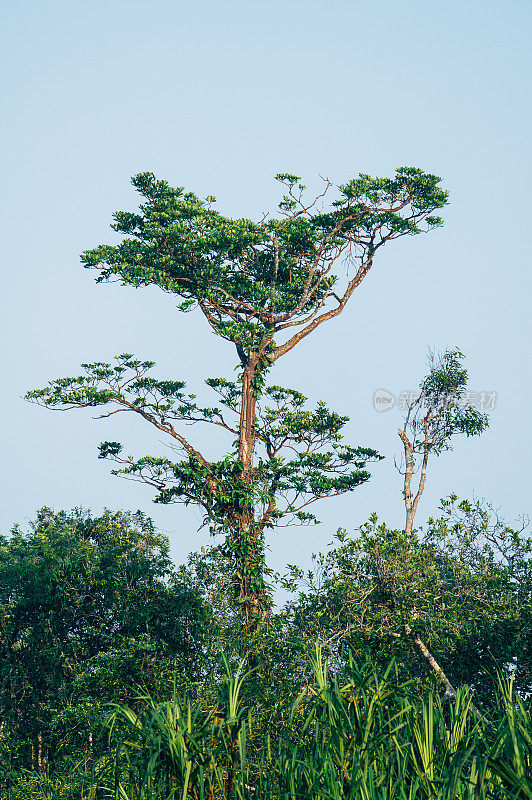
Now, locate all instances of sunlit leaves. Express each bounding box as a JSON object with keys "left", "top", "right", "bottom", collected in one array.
[
  {"left": 407, "top": 349, "right": 490, "bottom": 456},
  {"left": 81, "top": 168, "right": 448, "bottom": 357},
  {"left": 25, "top": 355, "right": 225, "bottom": 427}
]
